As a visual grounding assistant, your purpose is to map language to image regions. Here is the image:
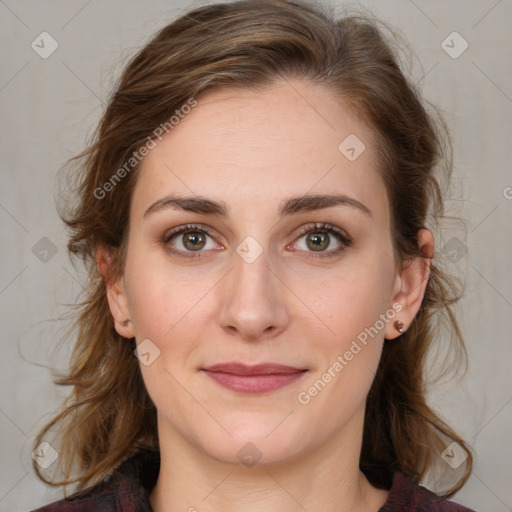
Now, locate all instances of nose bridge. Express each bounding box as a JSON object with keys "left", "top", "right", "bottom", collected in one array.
[
  {"left": 234, "top": 245, "right": 274, "bottom": 300},
  {"left": 217, "top": 242, "right": 288, "bottom": 340}
]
